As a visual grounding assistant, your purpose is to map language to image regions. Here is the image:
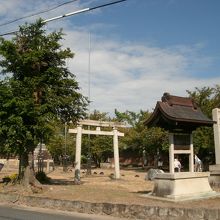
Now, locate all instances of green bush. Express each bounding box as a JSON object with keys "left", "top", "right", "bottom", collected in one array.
[
  {"left": 9, "top": 173, "right": 18, "bottom": 183},
  {"left": 81, "top": 155, "right": 88, "bottom": 164}
]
